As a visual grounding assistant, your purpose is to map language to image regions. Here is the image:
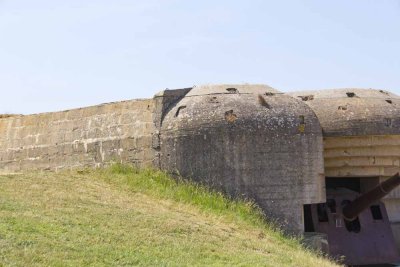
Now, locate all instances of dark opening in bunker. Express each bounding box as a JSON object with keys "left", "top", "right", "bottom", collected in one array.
[
  {"left": 327, "top": 199, "right": 337, "bottom": 213},
  {"left": 326, "top": 177, "right": 361, "bottom": 192},
  {"left": 226, "top": 88, "right": 238, "bottom": 93},
  {"left": 344, "top": 217, "right": 361, "bottom": 233},
  {"left": 303, "top": 204, "right": 315, "bottom": 232},
  {"left": 317, "top": 203, "right": 329, "bottom": 222},
  {"left": 175, "top": 106, "right": 186, "bottom": 117},
  {"left": 342, "top": 200, "right": 361, "bottom": 233},
  {"left": 326, "top": 177, "right": 379, "bottom": 193},
  {"left": 370, "top": 205, "right": 383, "bottom": 220}
]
